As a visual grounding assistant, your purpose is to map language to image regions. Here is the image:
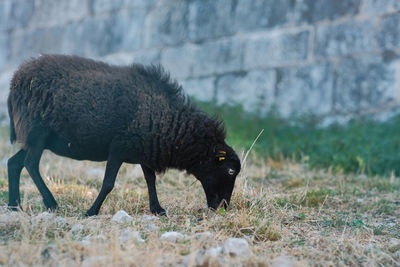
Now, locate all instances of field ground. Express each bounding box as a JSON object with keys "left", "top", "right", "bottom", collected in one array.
[{"left": 0, "top": 127, "right": 399, "bottom": 266}]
